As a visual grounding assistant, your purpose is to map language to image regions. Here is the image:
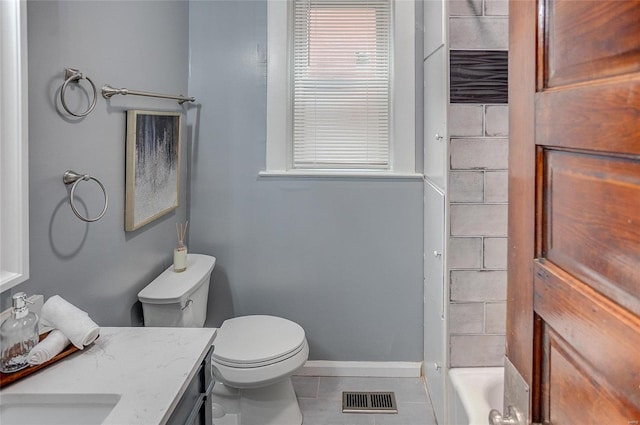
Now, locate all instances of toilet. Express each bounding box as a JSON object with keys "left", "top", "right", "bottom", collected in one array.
[{"left": 137, "top": 254, "right": 309, "bottom": 425}]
